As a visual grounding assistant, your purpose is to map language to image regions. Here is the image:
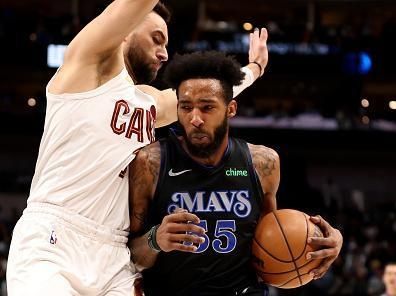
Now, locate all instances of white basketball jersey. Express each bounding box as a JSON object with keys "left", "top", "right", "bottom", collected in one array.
[{"left": 28, "top": 68, "right": 156, "bottom": 230}]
